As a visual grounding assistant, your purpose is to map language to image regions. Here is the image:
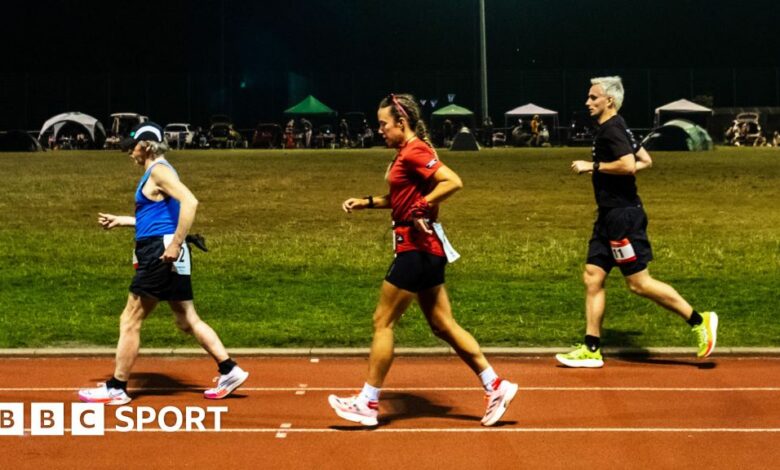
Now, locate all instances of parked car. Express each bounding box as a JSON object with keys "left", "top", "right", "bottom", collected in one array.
[
  {"left": 105, "top": 113, "right": 148, "bottom": 149},
  {"left": 210, "top": 114, "right": 232, "bottom": 125},
  {"left": 725, "top": 112, "right": 766, "bottom": 146},
  {"left": 209, "top": 122, "right": 244, "bottom": 149},
  {"left": 251, "top": 123, "right": 282, "bottom": 148},
  {"left": 164, "top": 123, "right": 195, "bottom": 148}
]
